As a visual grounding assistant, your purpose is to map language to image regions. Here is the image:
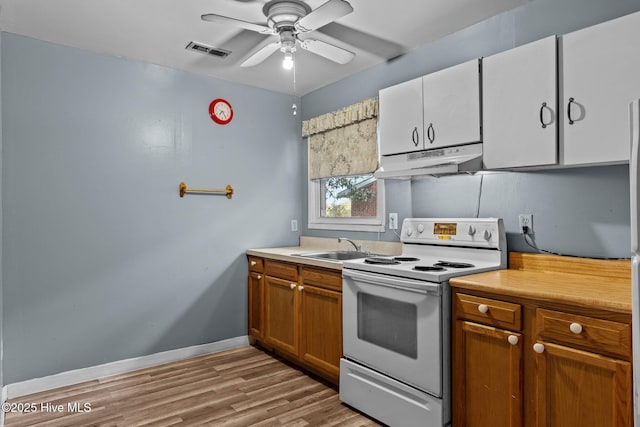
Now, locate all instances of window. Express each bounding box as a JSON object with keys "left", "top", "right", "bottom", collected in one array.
[
  {"left": 308, "top": 174, "right": 385, "bottom": 232},
  {"left": 302, "top": 98, "right": 384, "bottom": 232}
]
